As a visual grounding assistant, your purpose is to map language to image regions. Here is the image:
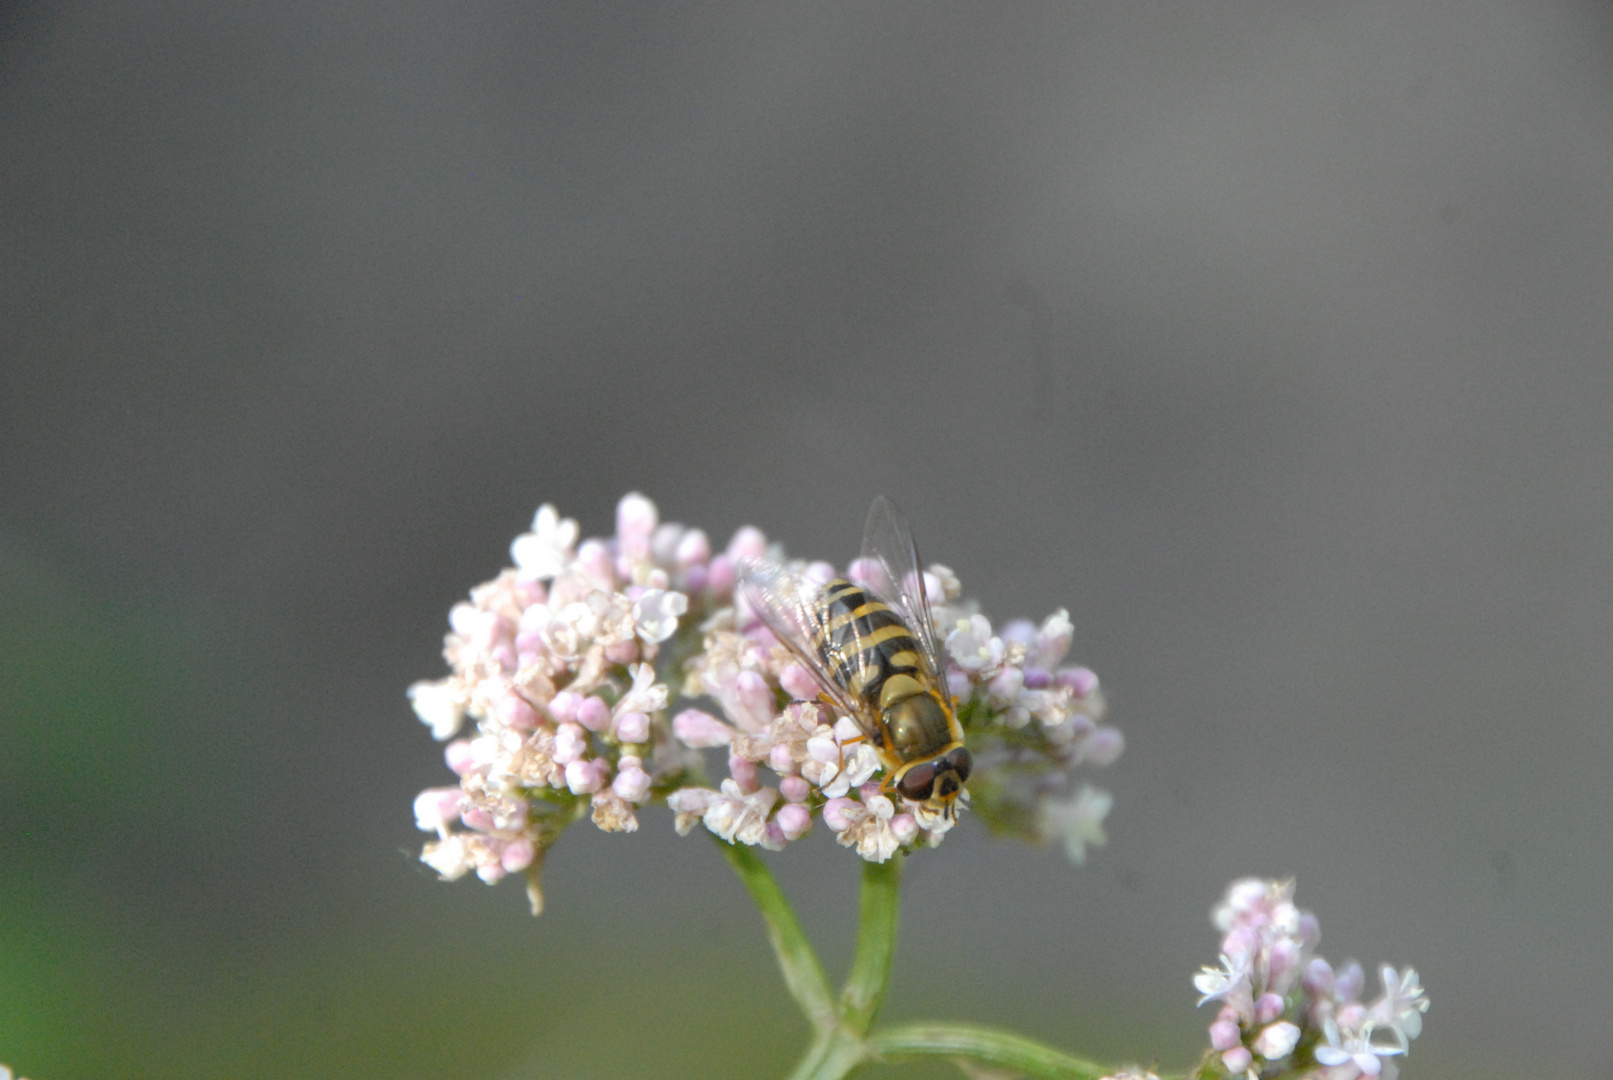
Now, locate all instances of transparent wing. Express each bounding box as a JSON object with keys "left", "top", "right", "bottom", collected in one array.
[
  {"left": 859, "top": 496, "right": 946, "bottom": 683},
  {"left": 736, "top": 557, "right": 868, "bottom": 727}
]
